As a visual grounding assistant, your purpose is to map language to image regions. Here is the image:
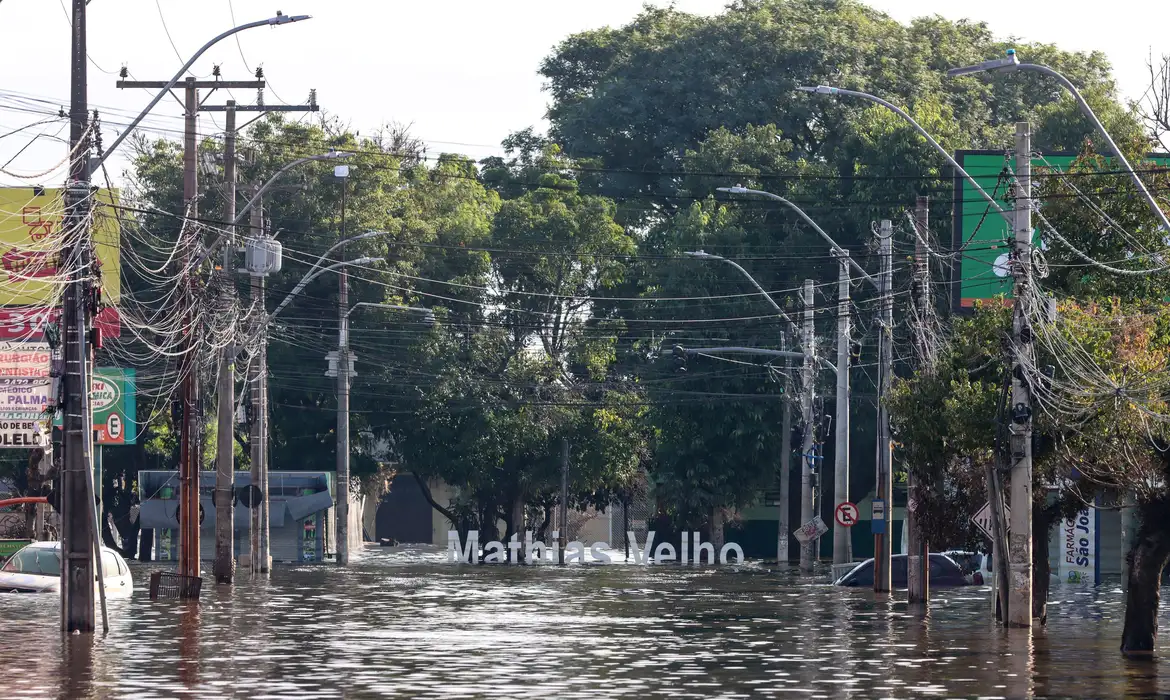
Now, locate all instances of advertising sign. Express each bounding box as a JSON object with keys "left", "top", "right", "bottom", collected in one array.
[
  {"left": 0, "top": 341, "right": 50, "bottom": 447},
  {"left": 0, "top": 188, "right": 121, "bottom": 340},
  {"left": 92, "top": 367, "right": 136, "bottom": 445},
  {"left": 1058, "top": 504, "right": 1099, "bottom": 584},
  {"left": 951, "top": 152, "right": 1170, "bottom": 309}
]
